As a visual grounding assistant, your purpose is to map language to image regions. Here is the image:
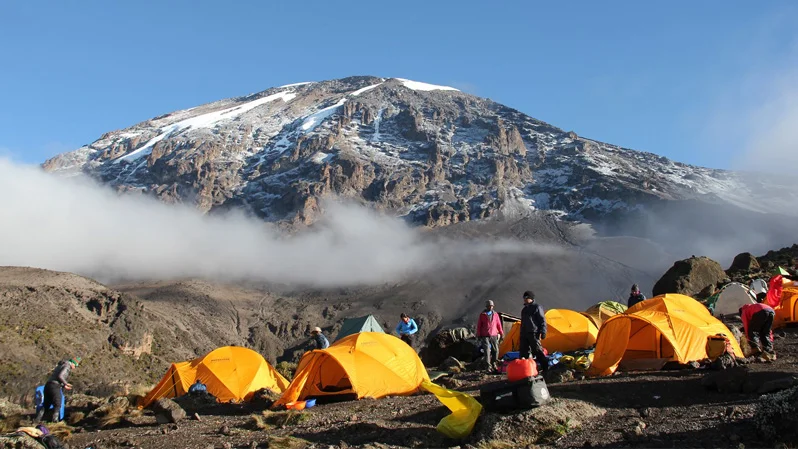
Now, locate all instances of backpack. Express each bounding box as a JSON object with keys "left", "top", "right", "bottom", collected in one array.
[
  {"left": 706, "top": 334, "right": 733, "bottom": 361},
  {"left": 34, "top": 386, "right": 44, "bottom": 409},
  {"left": 39, "top": 434, "right": 65, "bottom": 449}
]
